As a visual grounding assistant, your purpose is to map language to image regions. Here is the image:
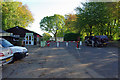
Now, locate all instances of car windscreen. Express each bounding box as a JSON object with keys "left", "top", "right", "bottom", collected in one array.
[{"left": 0, "top": 39, "right": 14, "bottom": 47}]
